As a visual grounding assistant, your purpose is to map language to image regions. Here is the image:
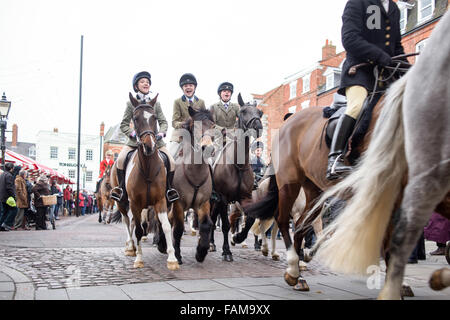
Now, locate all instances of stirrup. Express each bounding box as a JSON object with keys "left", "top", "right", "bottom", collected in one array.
[
  {"left": 166, "top": 189, "right": 179, "bottom": 203},
  {"left": 111, "top": 187, "right": 123, "bottom": 201},
  {"left": 331, "top": 154, "right": 352, "bottom": 175}
]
